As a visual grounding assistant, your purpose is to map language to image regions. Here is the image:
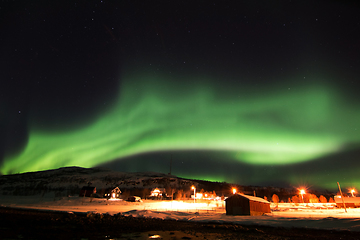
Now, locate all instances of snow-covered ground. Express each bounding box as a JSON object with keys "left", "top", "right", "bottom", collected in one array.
[{"left": 2, "top": 195, "right": 360, "bottom": 232}]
